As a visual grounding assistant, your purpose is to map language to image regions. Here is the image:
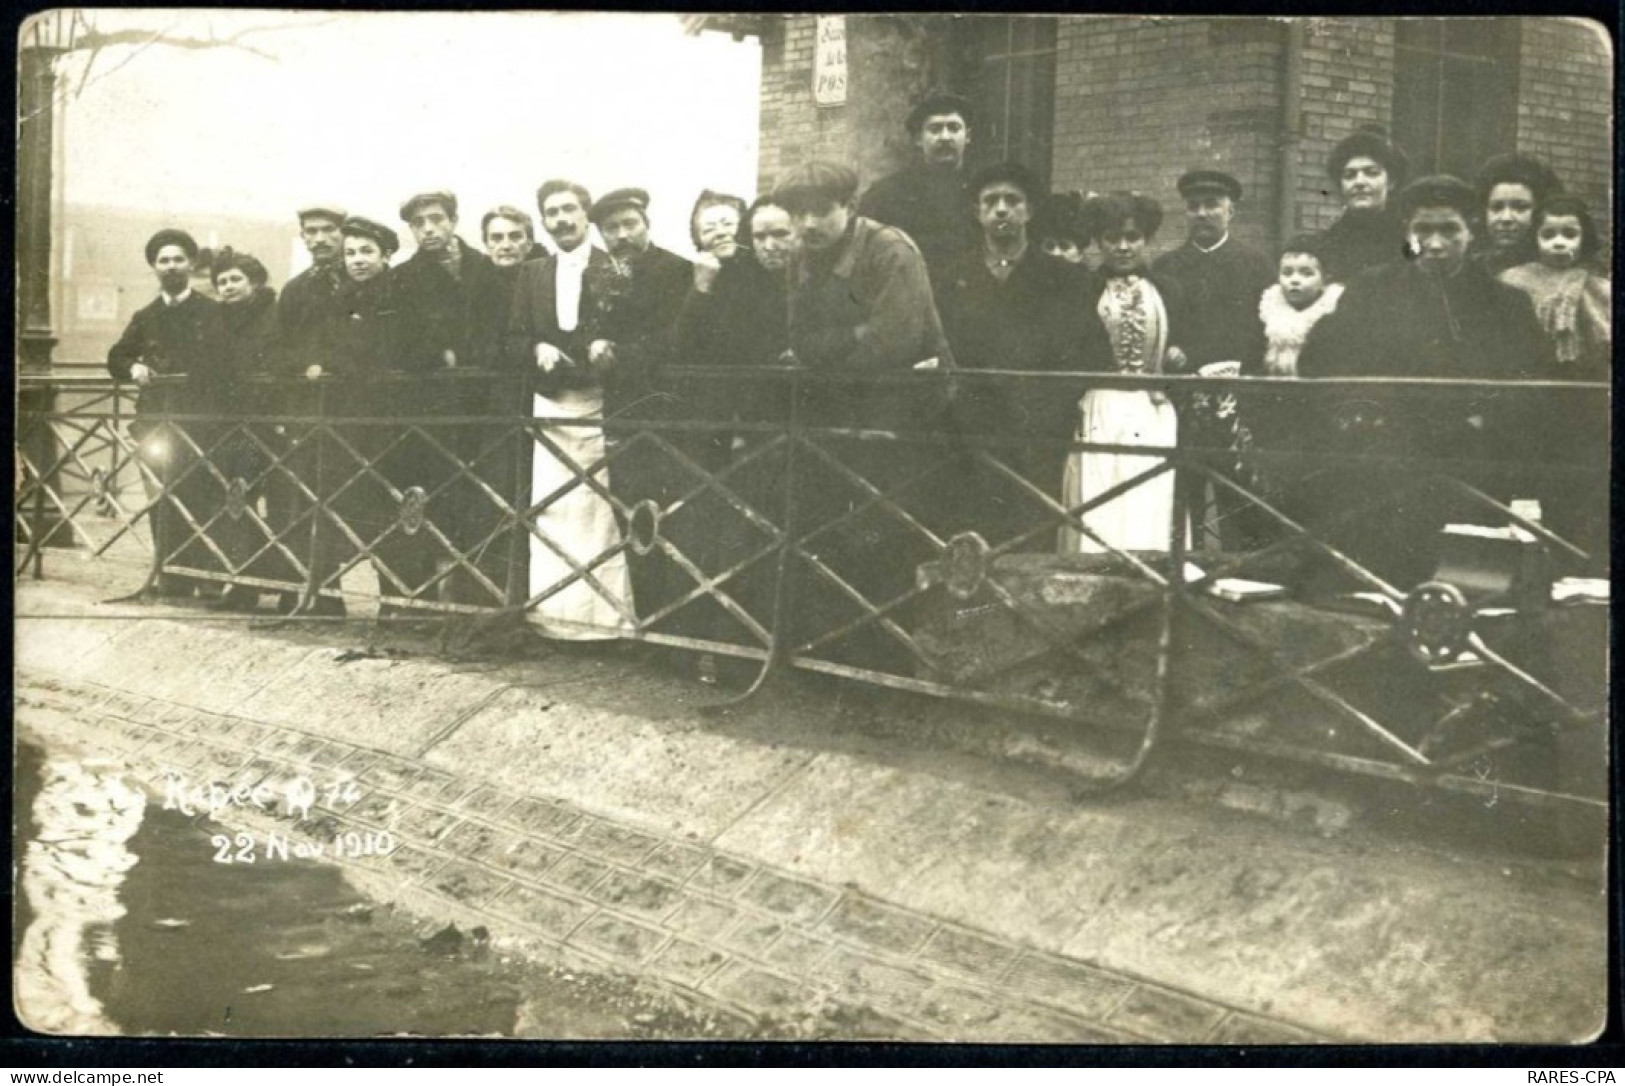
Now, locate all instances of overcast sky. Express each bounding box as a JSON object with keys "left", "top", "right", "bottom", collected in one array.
[{"left": 50, "top": 10, "right": 762, "bottom": 264}]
